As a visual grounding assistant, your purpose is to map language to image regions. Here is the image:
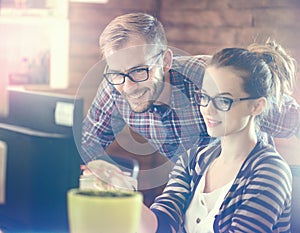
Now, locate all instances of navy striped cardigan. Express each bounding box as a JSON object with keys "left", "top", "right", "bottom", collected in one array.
[{"left": 150, "top": 140, "right": 292, "bottom": 233}]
